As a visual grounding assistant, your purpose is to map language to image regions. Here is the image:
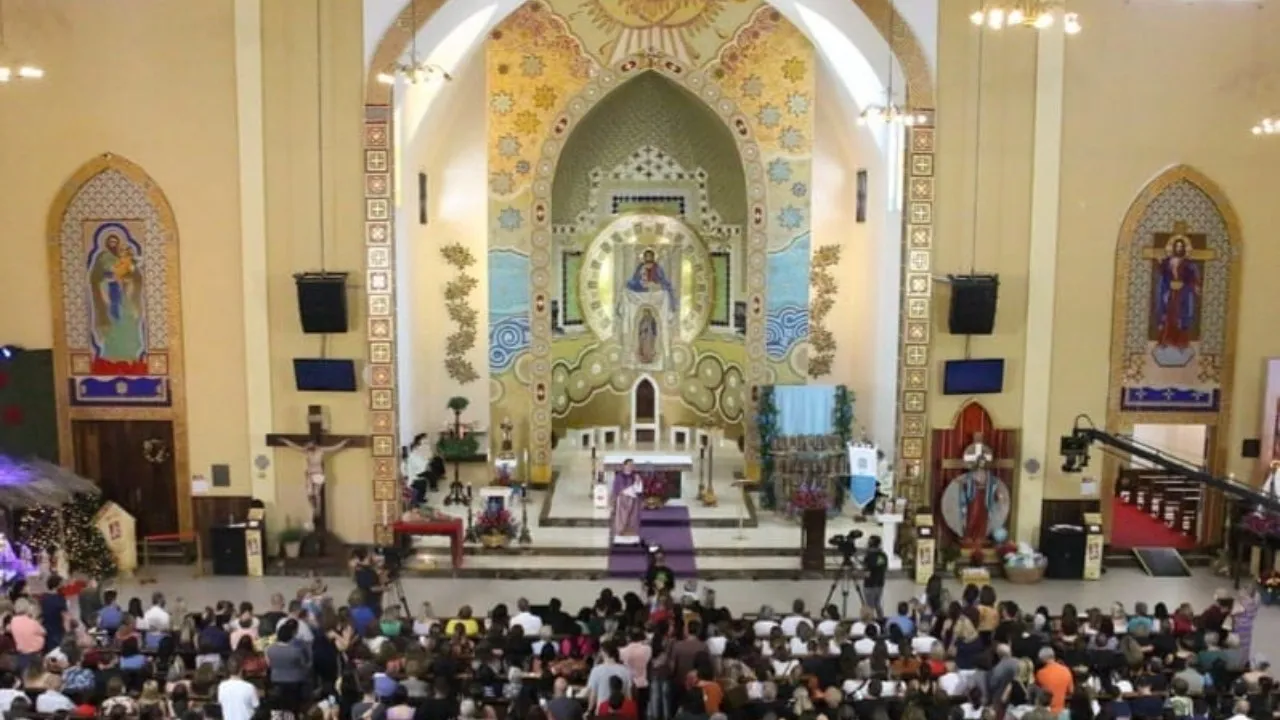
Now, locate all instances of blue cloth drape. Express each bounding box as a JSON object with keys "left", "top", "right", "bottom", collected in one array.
[{"left": 773, "top": 386, "right": 835, "bottom": 436}]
